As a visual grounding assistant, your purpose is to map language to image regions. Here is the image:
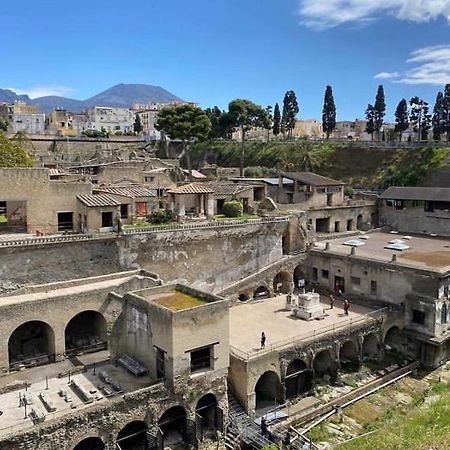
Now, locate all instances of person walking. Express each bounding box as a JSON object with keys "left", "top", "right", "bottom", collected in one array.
[
  {"left": 261, "top": 416, "right": 268, "bottom": 437},
  {"left": 343, "top": 299, "right": 350, "bottom": 316},
  {"left": 261, "top": 332, "right": 266, "bottom": 349},
  {"left": 329, "top": 294, "right": 335, "bottom": 310}
]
